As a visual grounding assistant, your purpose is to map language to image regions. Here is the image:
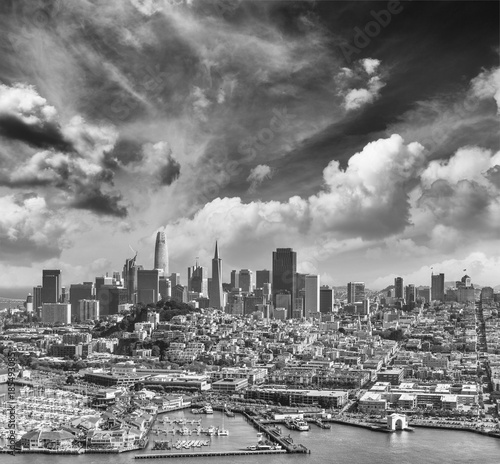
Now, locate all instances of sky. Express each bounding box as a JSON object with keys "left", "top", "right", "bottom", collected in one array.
[{"left": 0, "top": 0, "right": 499, "bottom": 297}]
